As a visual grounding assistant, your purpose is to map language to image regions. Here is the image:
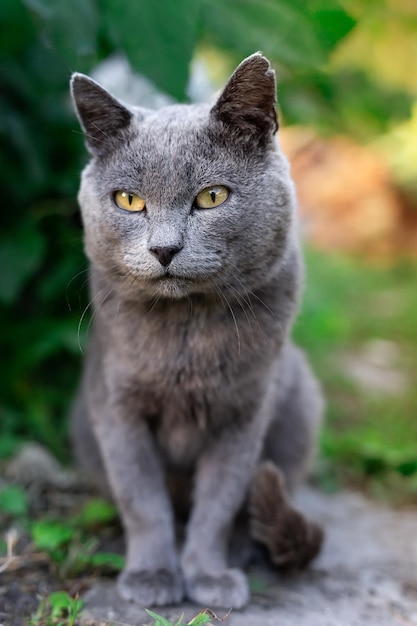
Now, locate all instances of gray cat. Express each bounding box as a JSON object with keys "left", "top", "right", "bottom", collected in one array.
[{"left": 70, "top": 53, "right": 324, "bottom": 609}]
